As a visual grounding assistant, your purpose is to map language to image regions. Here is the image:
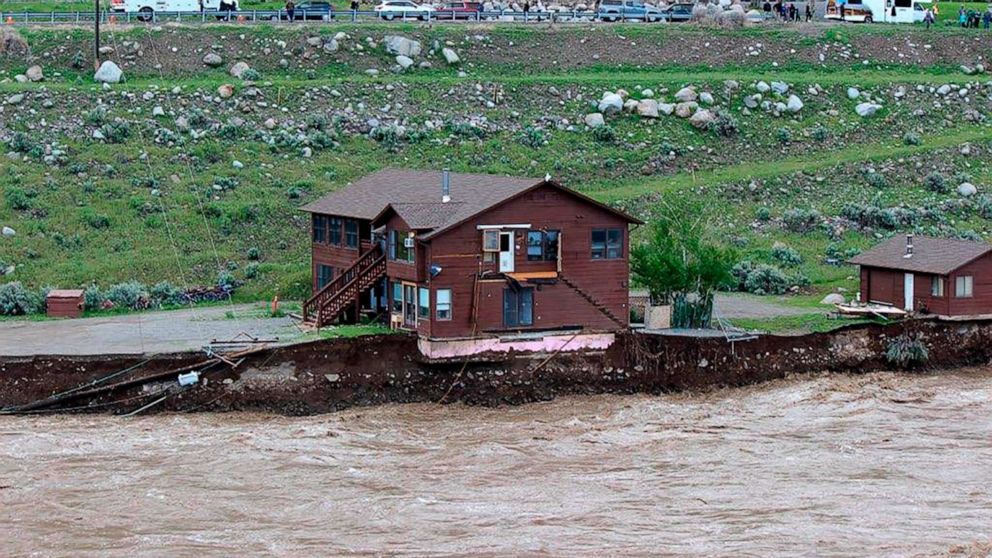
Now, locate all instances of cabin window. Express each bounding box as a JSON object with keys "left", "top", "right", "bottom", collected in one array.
[
  {"left": 391, "top": 281, "right": 403, "bottom": 313},
  {"left": 313, "top": 215, "right": 327, "bottom": 243},
  {"left": 956, "top": 276, "right": 973, "bottom": 298},
  {"left": 436, "top": 289, "right": 452, "bottom": 320},
  {"left": 931, "top": 277, "right": 944, "bottom": 297},
  {"left": 345, "top": 220, "right": 359, "bottom": 249},
  {"left": 317, "top": 265, "right": 334, "bottom": 289},
  {"left": 392, "top": 230, "right": 415, "bottom": 263},
  {"left": 482, "top": 230, "right": 500, "bottom": 252},
  {"left": 418, "top": 287, "right": 430, "bottom": 319},
  {"left": 328, "top": 217, "right": 342, "bottom": 246},
  {"left": 503, "top": 288, "right": 534, "bottom": 327},
  {"left": 527, "top": 230, "right": 560, "bottom": 262},
  {"left": 591, "top": 228, "right": 623, "bottom": 260},
  {"left": 388, "top": 230, "right": 397, "bottom": 260}
]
